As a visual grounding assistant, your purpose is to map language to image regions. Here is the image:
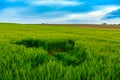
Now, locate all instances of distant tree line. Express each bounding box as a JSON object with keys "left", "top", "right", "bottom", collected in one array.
[{"left": 102, "top": 23, "right": 120, "bottom": 25}]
